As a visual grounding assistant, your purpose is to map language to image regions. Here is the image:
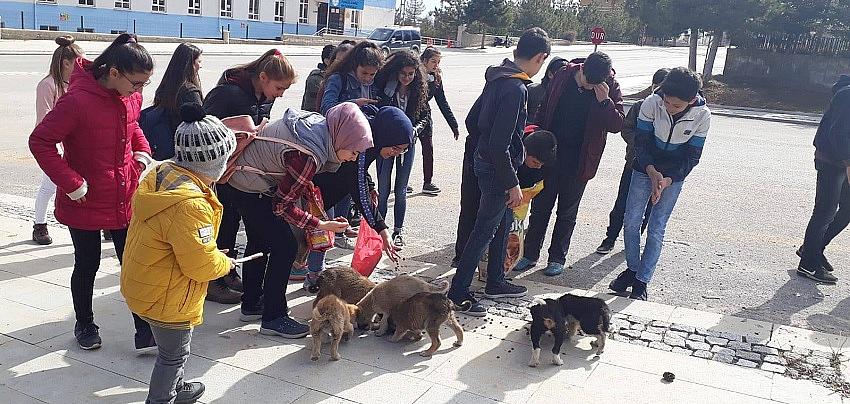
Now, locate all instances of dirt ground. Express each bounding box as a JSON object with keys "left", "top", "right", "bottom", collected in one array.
[{"left": 628, "top": 75, "right": 831, "bottom": 114}]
